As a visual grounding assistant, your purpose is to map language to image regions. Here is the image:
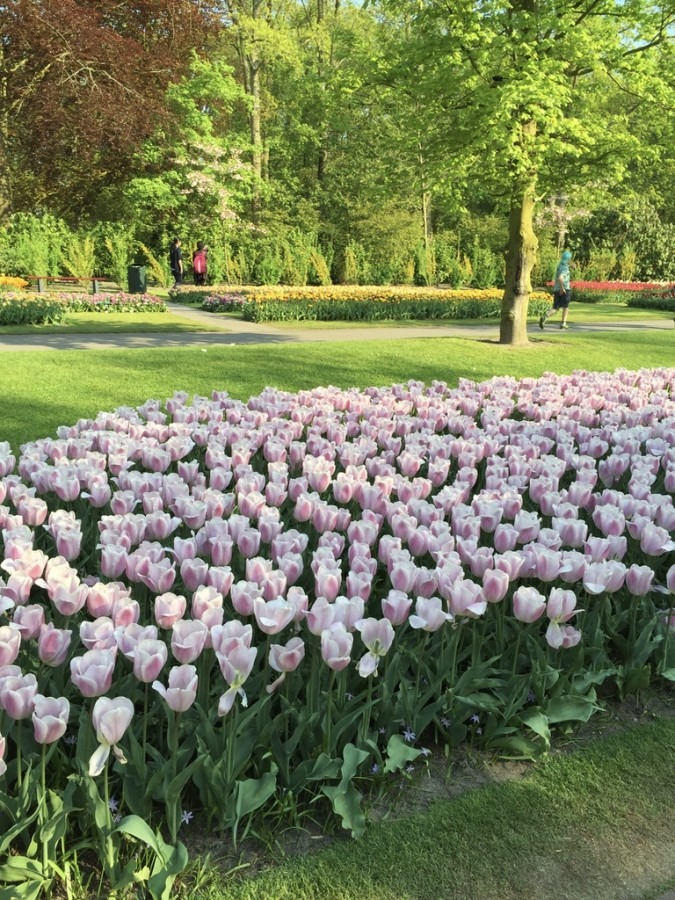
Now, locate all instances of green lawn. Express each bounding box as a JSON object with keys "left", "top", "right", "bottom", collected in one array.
[
  {"left": 0, "top": 311, "right": 228, "bottom": 334},
  {"left": 1, "top": 330, "right": 672, "bottom": 451},
  {"left": 190, "top": 716, "right": 675, "bottom": 900}
]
